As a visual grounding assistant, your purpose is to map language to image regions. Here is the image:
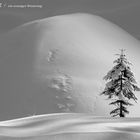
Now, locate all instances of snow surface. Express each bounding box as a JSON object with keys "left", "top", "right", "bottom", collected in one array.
[{"left": 0, "top": 113, "right": 140, "bottom": 140}]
